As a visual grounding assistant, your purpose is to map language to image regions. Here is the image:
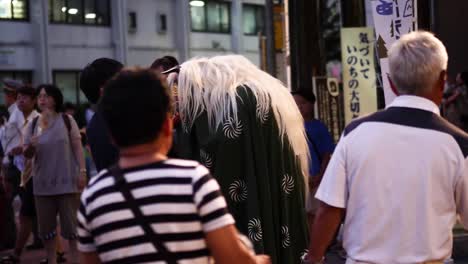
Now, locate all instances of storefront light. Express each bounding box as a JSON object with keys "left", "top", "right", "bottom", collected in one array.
[
  {"left": 68, "top": 8, "right": 78, "bottom": 15},
  {"left": 190, "top": 1, "right": 205, "bottom": 7},
  {"left": 85, "top": 13, "right": 96, "bottom": 19}
]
